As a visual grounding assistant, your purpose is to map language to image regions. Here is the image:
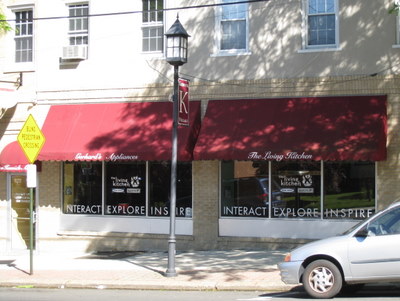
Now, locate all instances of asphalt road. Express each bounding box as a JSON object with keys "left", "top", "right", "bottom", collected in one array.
[{"left": 0, "top": 286, "right": 400, "bottom": 301}]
